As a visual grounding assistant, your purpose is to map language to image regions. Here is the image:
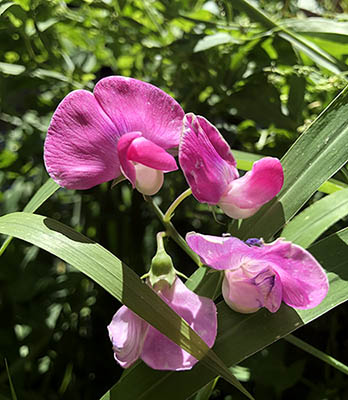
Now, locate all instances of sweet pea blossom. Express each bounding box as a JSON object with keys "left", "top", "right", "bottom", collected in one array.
[
  {"left": 186, "top": 233, "right": 329, "bottom": 314},
  {"left": 107, "top": 277, "right": 217, "bottom": 370},
  {"left": 44, "top": 76, "right": 185, "bottom": 195},
  {"left": 179, "top": 113, "right": 284, "bottom": 218}
]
